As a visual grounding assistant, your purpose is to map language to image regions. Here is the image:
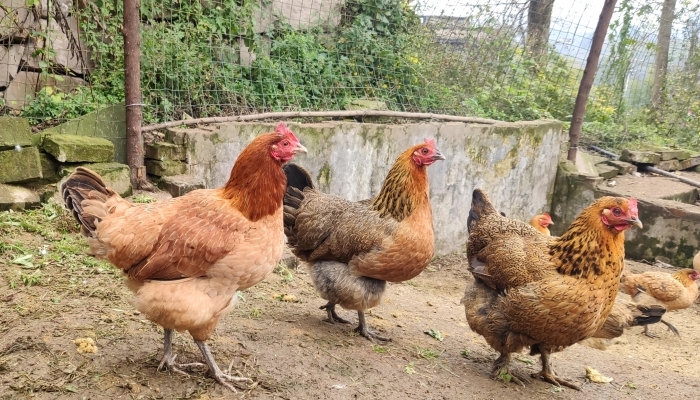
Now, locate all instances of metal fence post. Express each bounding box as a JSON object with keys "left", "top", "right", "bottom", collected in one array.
[
  {"left": 123, "top": 0, "right": 145, "bottom": 188},
  {"left": 567, "top": 0, "right": 617, "bottom": 162}
]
